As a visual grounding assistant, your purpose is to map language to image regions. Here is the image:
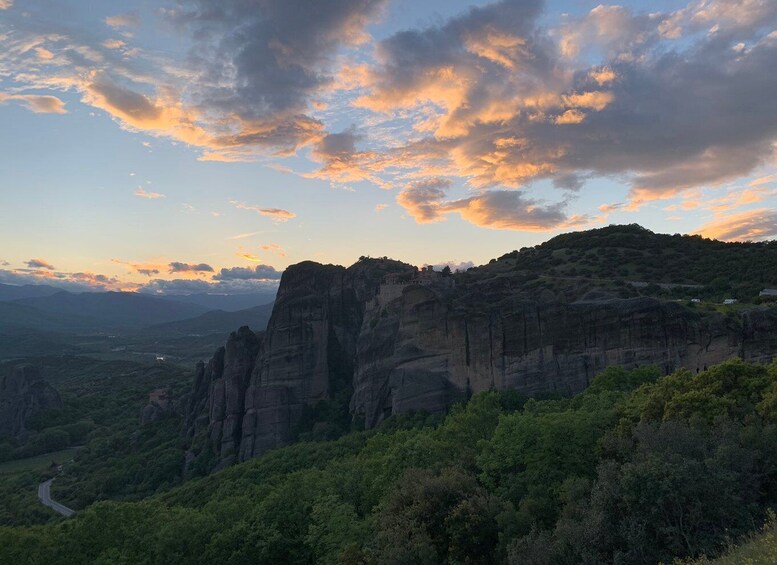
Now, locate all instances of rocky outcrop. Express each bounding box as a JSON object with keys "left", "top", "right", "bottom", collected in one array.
[
  {"left": 0, "top": 365, "right": 62, "bottom": 440},
  {"left": 140, "top": 388, "right": 175, "bottom": 425},
  {"left": 351, "top": 291, "right": 777, "bottom": 428},
  {"left": 183, "top": 259, "right": 416, "bottom": 468},
  {"left": 183, "top": 258, "right": 777, "bottom": 471}
]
